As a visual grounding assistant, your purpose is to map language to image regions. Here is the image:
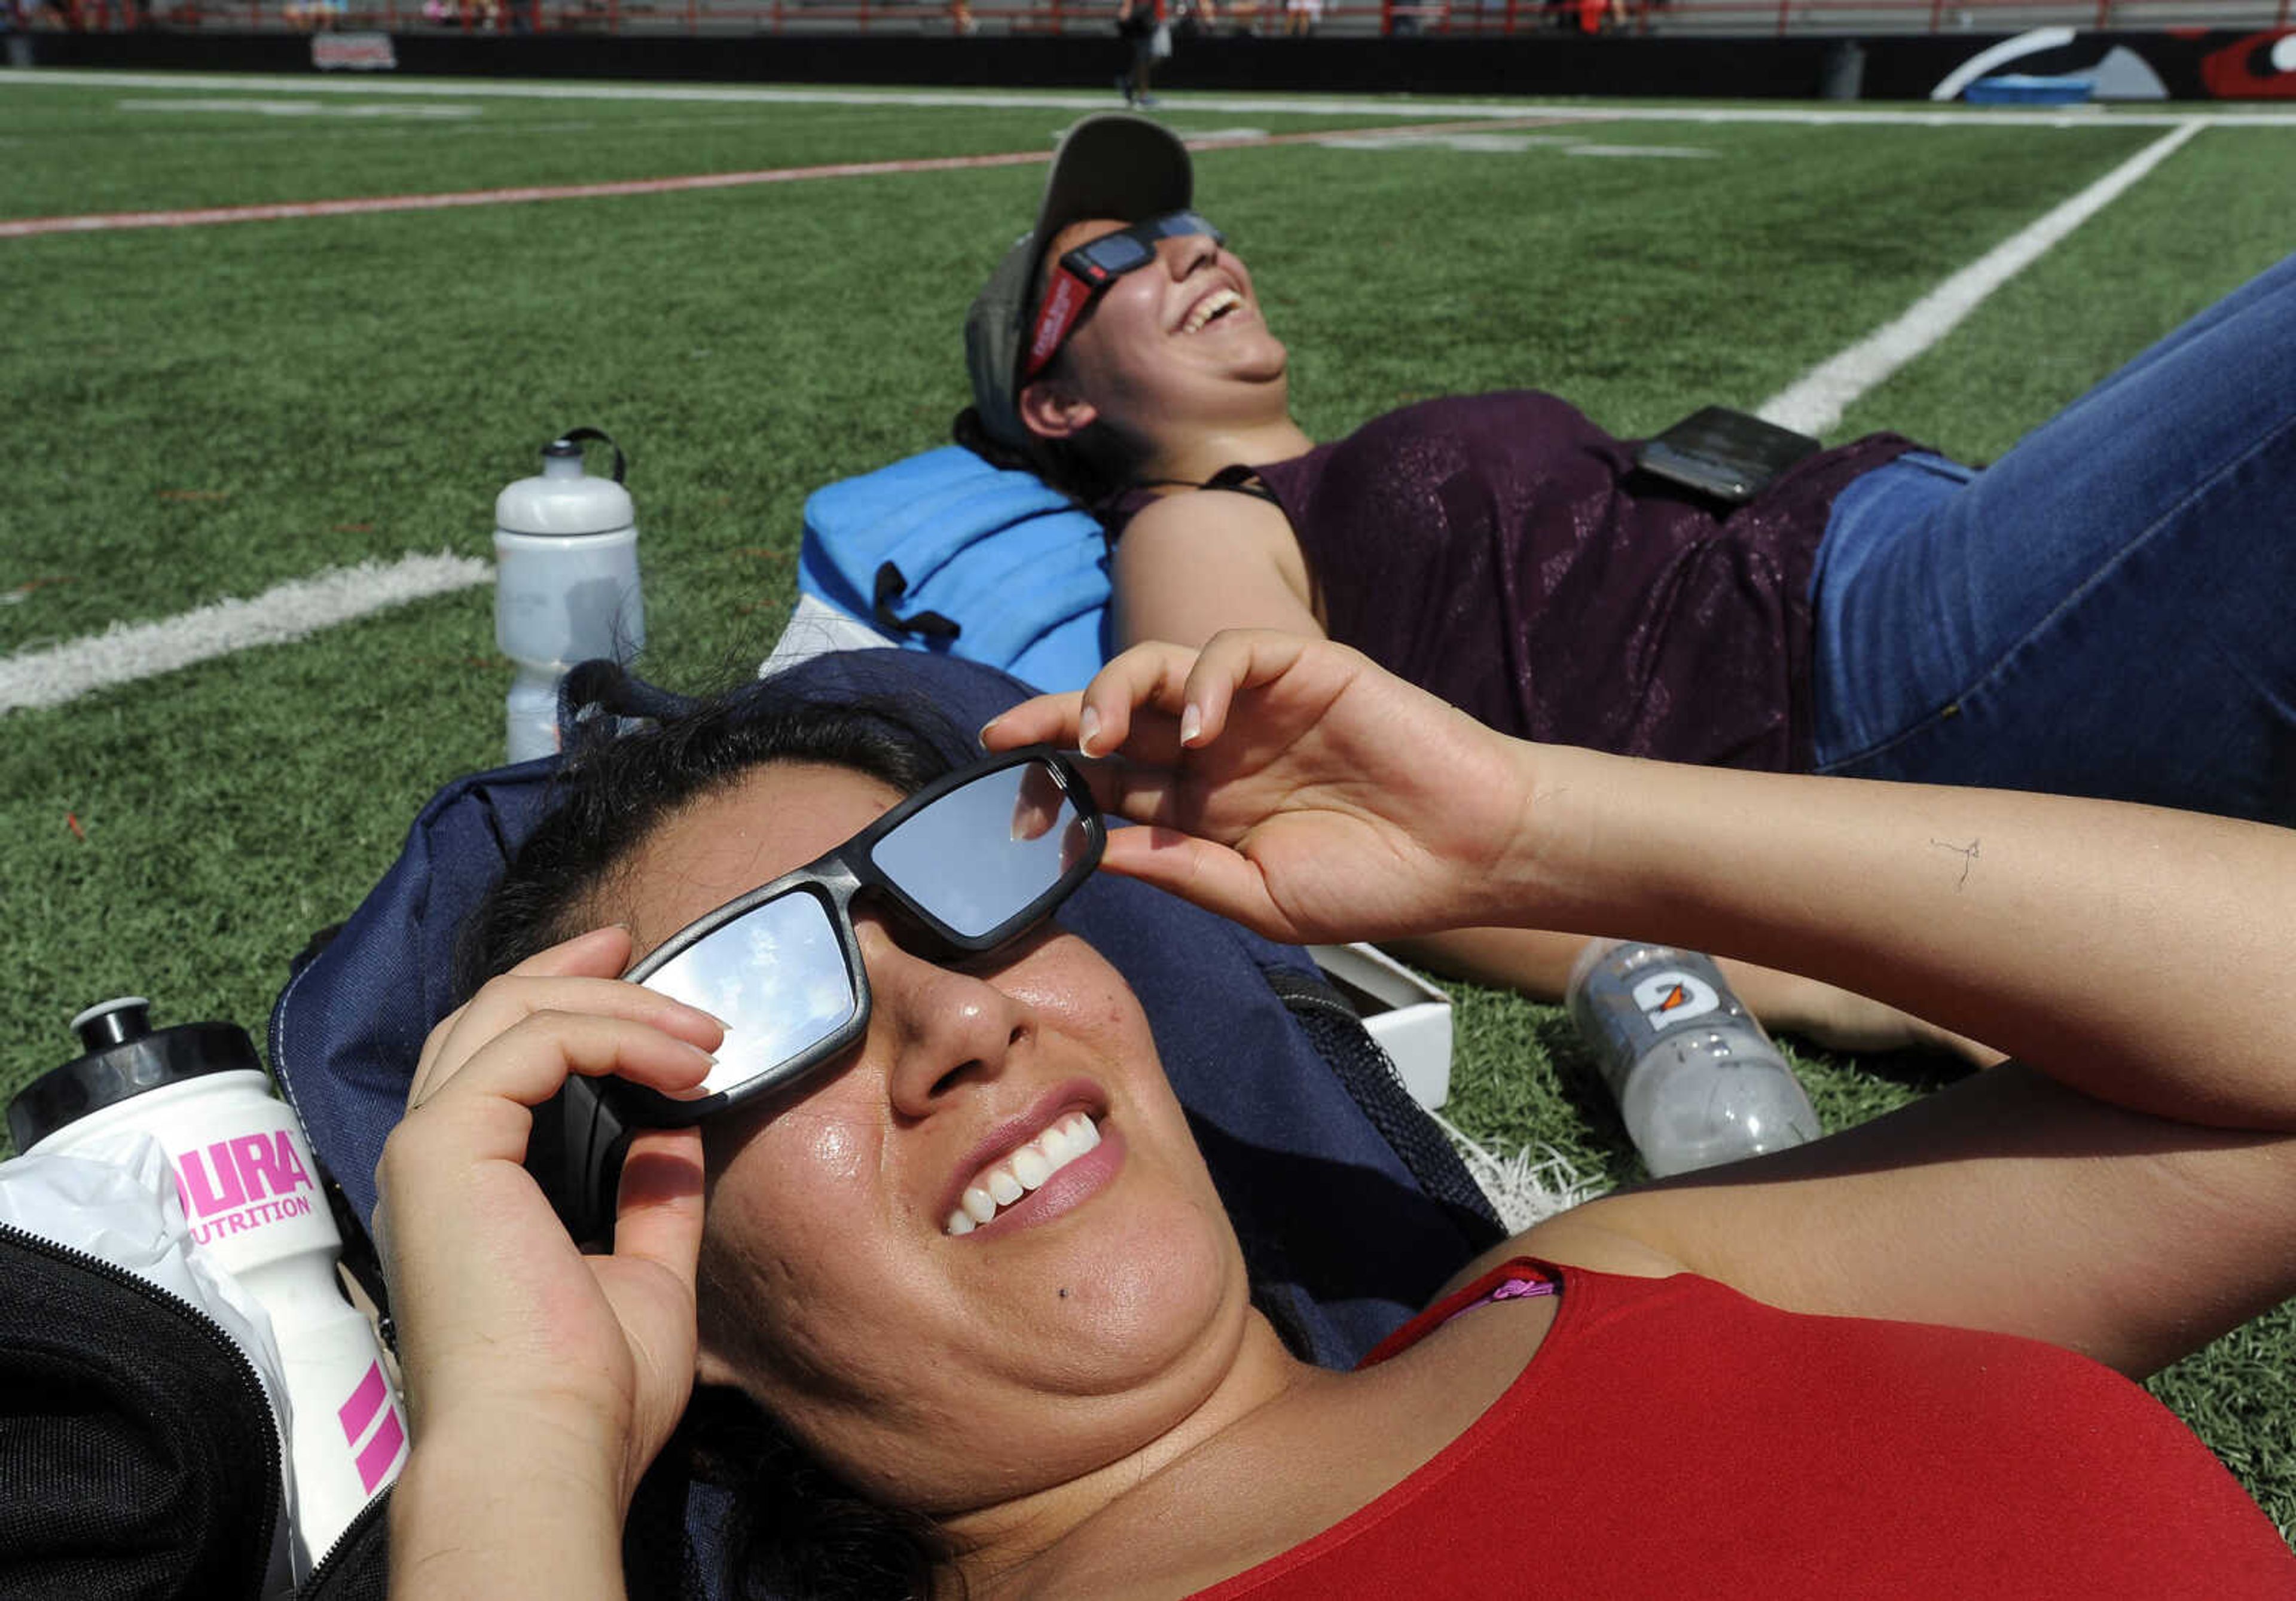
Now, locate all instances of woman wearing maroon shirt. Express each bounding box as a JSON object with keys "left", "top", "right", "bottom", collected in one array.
[
  {"left": 381, "top": 633, "right": 2296, "bottom": 1599},
  {"left": 956, "top": 114, "right": 2296, "bottom": 1051}
]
